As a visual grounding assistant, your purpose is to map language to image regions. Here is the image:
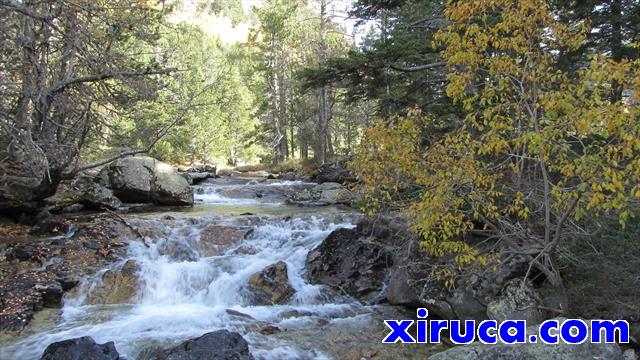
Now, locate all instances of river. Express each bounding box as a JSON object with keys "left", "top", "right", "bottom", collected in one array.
[{"left": 1, "top": 178, "right": 433, "bottom": 359}]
